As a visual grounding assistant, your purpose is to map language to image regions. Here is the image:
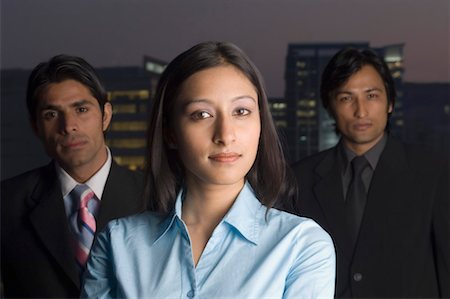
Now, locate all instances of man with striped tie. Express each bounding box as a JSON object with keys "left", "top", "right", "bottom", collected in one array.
[{"left": 1, "top": 55, "right": 144, "bottom": 298}]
